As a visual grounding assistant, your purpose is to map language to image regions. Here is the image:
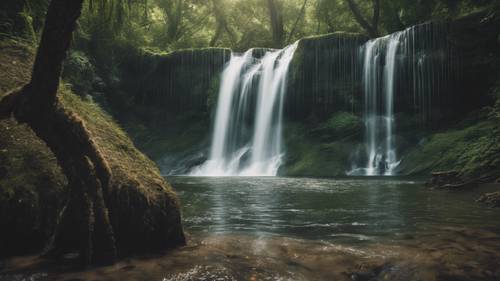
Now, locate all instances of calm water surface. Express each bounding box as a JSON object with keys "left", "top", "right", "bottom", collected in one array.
[
  {"left": 169, "top": 176, "right": 500, "bottom": 243},
  {"left": 3, "top": 177, "right": 500, "bottom": 281}
]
